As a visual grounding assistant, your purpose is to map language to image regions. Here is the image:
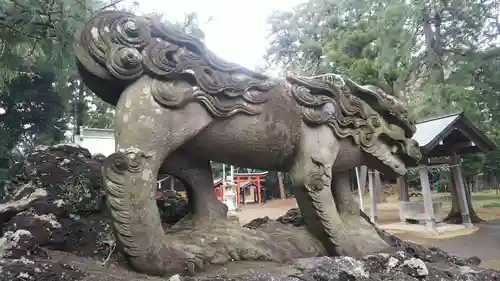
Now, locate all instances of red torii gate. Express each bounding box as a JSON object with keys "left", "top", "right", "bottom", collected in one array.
[
  {"left": 234, "top": 172, "right": 267, "bottom": 205},
  {"left": 156, "top": 173, "right": 267, "bottom": 206}
]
